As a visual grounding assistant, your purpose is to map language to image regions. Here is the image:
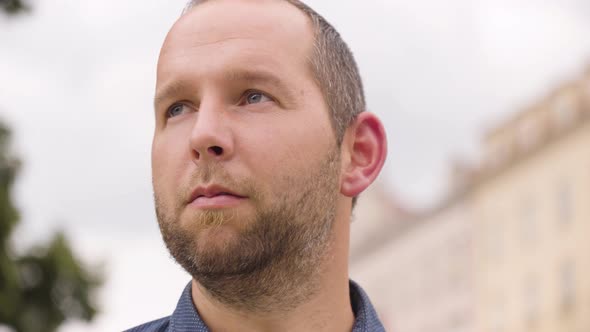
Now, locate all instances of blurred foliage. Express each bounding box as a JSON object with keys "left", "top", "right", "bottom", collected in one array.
[
  {"left": 0, "top": 0, "right": 29, "bottom": 15},
  {"left": 1, "top": 4, "right": 103, "bottom": 331},
  {"left": 0, "top": 120, "right": 103, "bottom": 332}
]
